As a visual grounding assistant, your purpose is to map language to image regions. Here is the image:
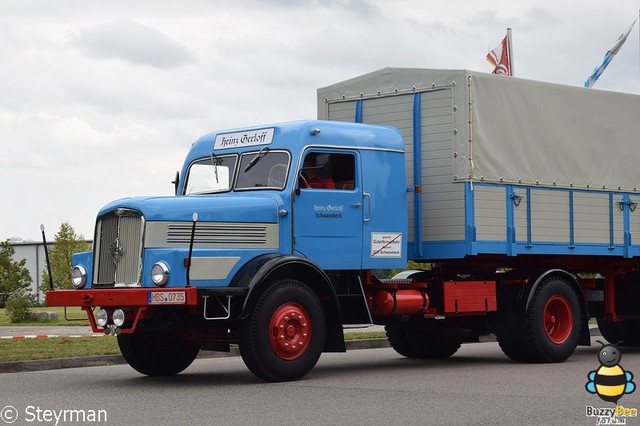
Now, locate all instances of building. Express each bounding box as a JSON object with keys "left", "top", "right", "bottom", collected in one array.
[{"left": 8, "top": 238, "right": 52, "bottom": 304}]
